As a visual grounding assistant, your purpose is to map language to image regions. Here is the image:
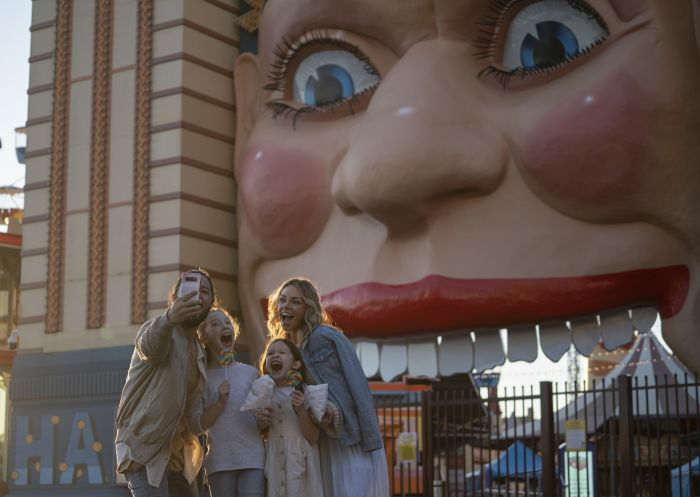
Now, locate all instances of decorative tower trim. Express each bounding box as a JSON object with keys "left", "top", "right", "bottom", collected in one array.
[
  {"left": 87, "top": 0, "right": 114, "bottom": 329},
  {"left": 46, "top": 0, "right": 73, "bottom": 333},
  {"left": 131, "top": 0, "right": 154, "bottom": 324}
]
